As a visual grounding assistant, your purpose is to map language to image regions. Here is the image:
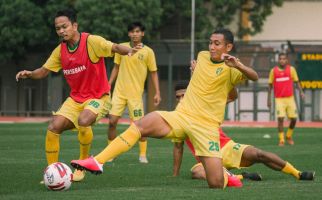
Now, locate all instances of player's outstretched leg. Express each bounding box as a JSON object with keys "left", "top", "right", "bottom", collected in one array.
[
  {"left": 240, "top": 146, "right": 314, "bottom": 180},
  {"left": 71, "top": 112, "right": 172, "bottom": 174}
]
